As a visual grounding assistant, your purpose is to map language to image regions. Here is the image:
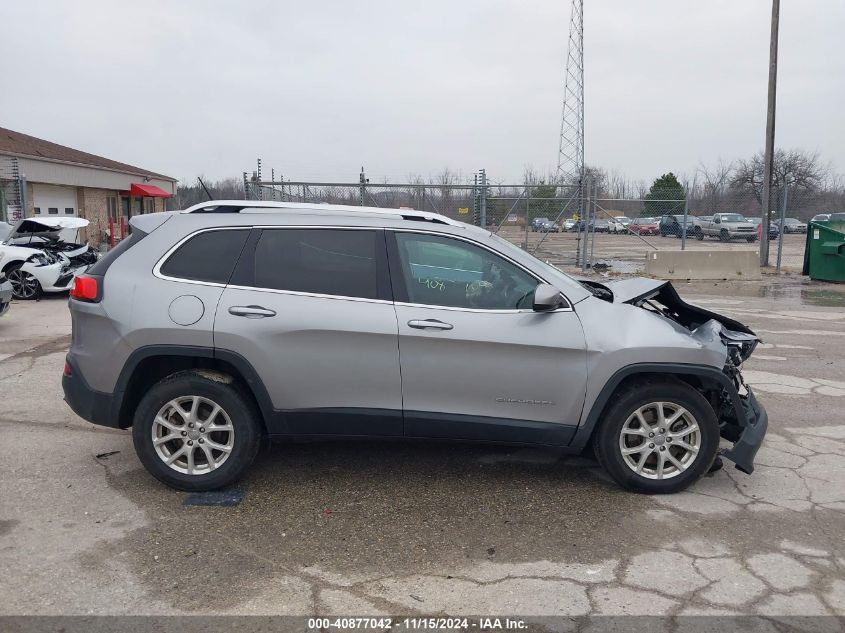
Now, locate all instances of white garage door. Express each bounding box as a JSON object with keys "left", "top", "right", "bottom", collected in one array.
[{"left": 32, "top": 184, "right": 78, "bottom": 217}]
